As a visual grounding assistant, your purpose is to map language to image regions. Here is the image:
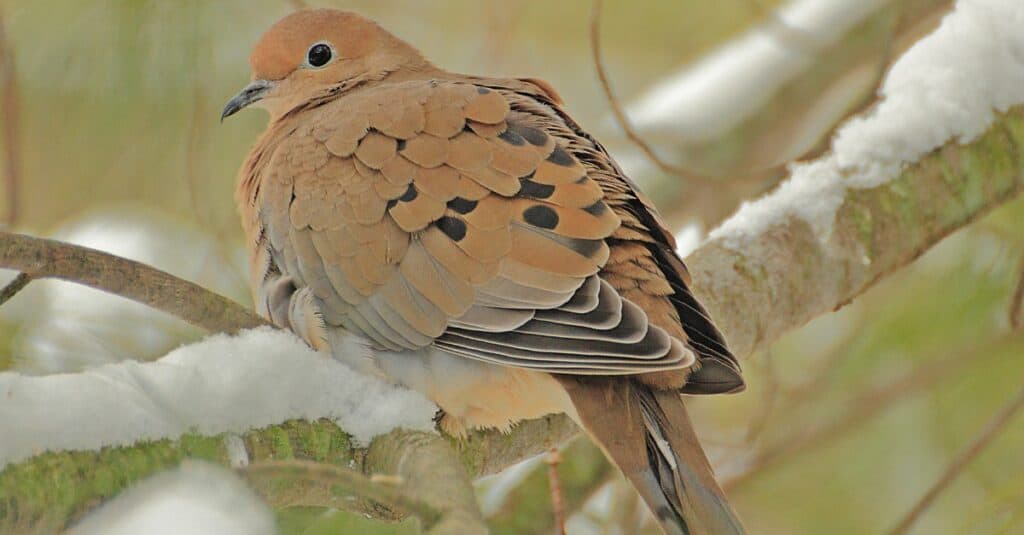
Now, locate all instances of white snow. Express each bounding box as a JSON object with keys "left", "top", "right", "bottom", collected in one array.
[
  {"left": 675, "top": 223, "right": 704, "bottom": 258},
  {"left": 709, "top": 0, "right": 1024, "bottom": 246},
  {"left": 0, "top": 327, "right": 438, "bottom": 467},
  {"left": 627, "top": 0, "right": 889, "bottom": 142},
  {"left": 69, "top": 462, "right": 276, "bottom": 535}
]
